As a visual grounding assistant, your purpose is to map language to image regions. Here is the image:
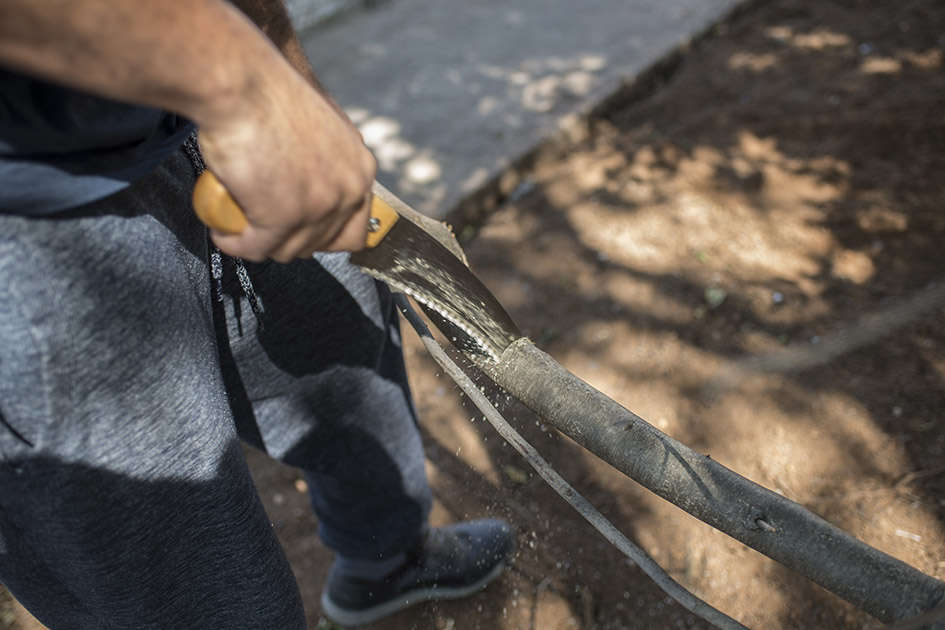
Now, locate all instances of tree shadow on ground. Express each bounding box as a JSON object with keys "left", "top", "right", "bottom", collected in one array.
[
  {"left": 405, "top": 345, "right": 716, "bottom": 629},
  {"left": 445, "top": 0, "right": 945, "bottom": 627},
  {"left": 196, "top": 2, "right": 945, "bottom": 629}
]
